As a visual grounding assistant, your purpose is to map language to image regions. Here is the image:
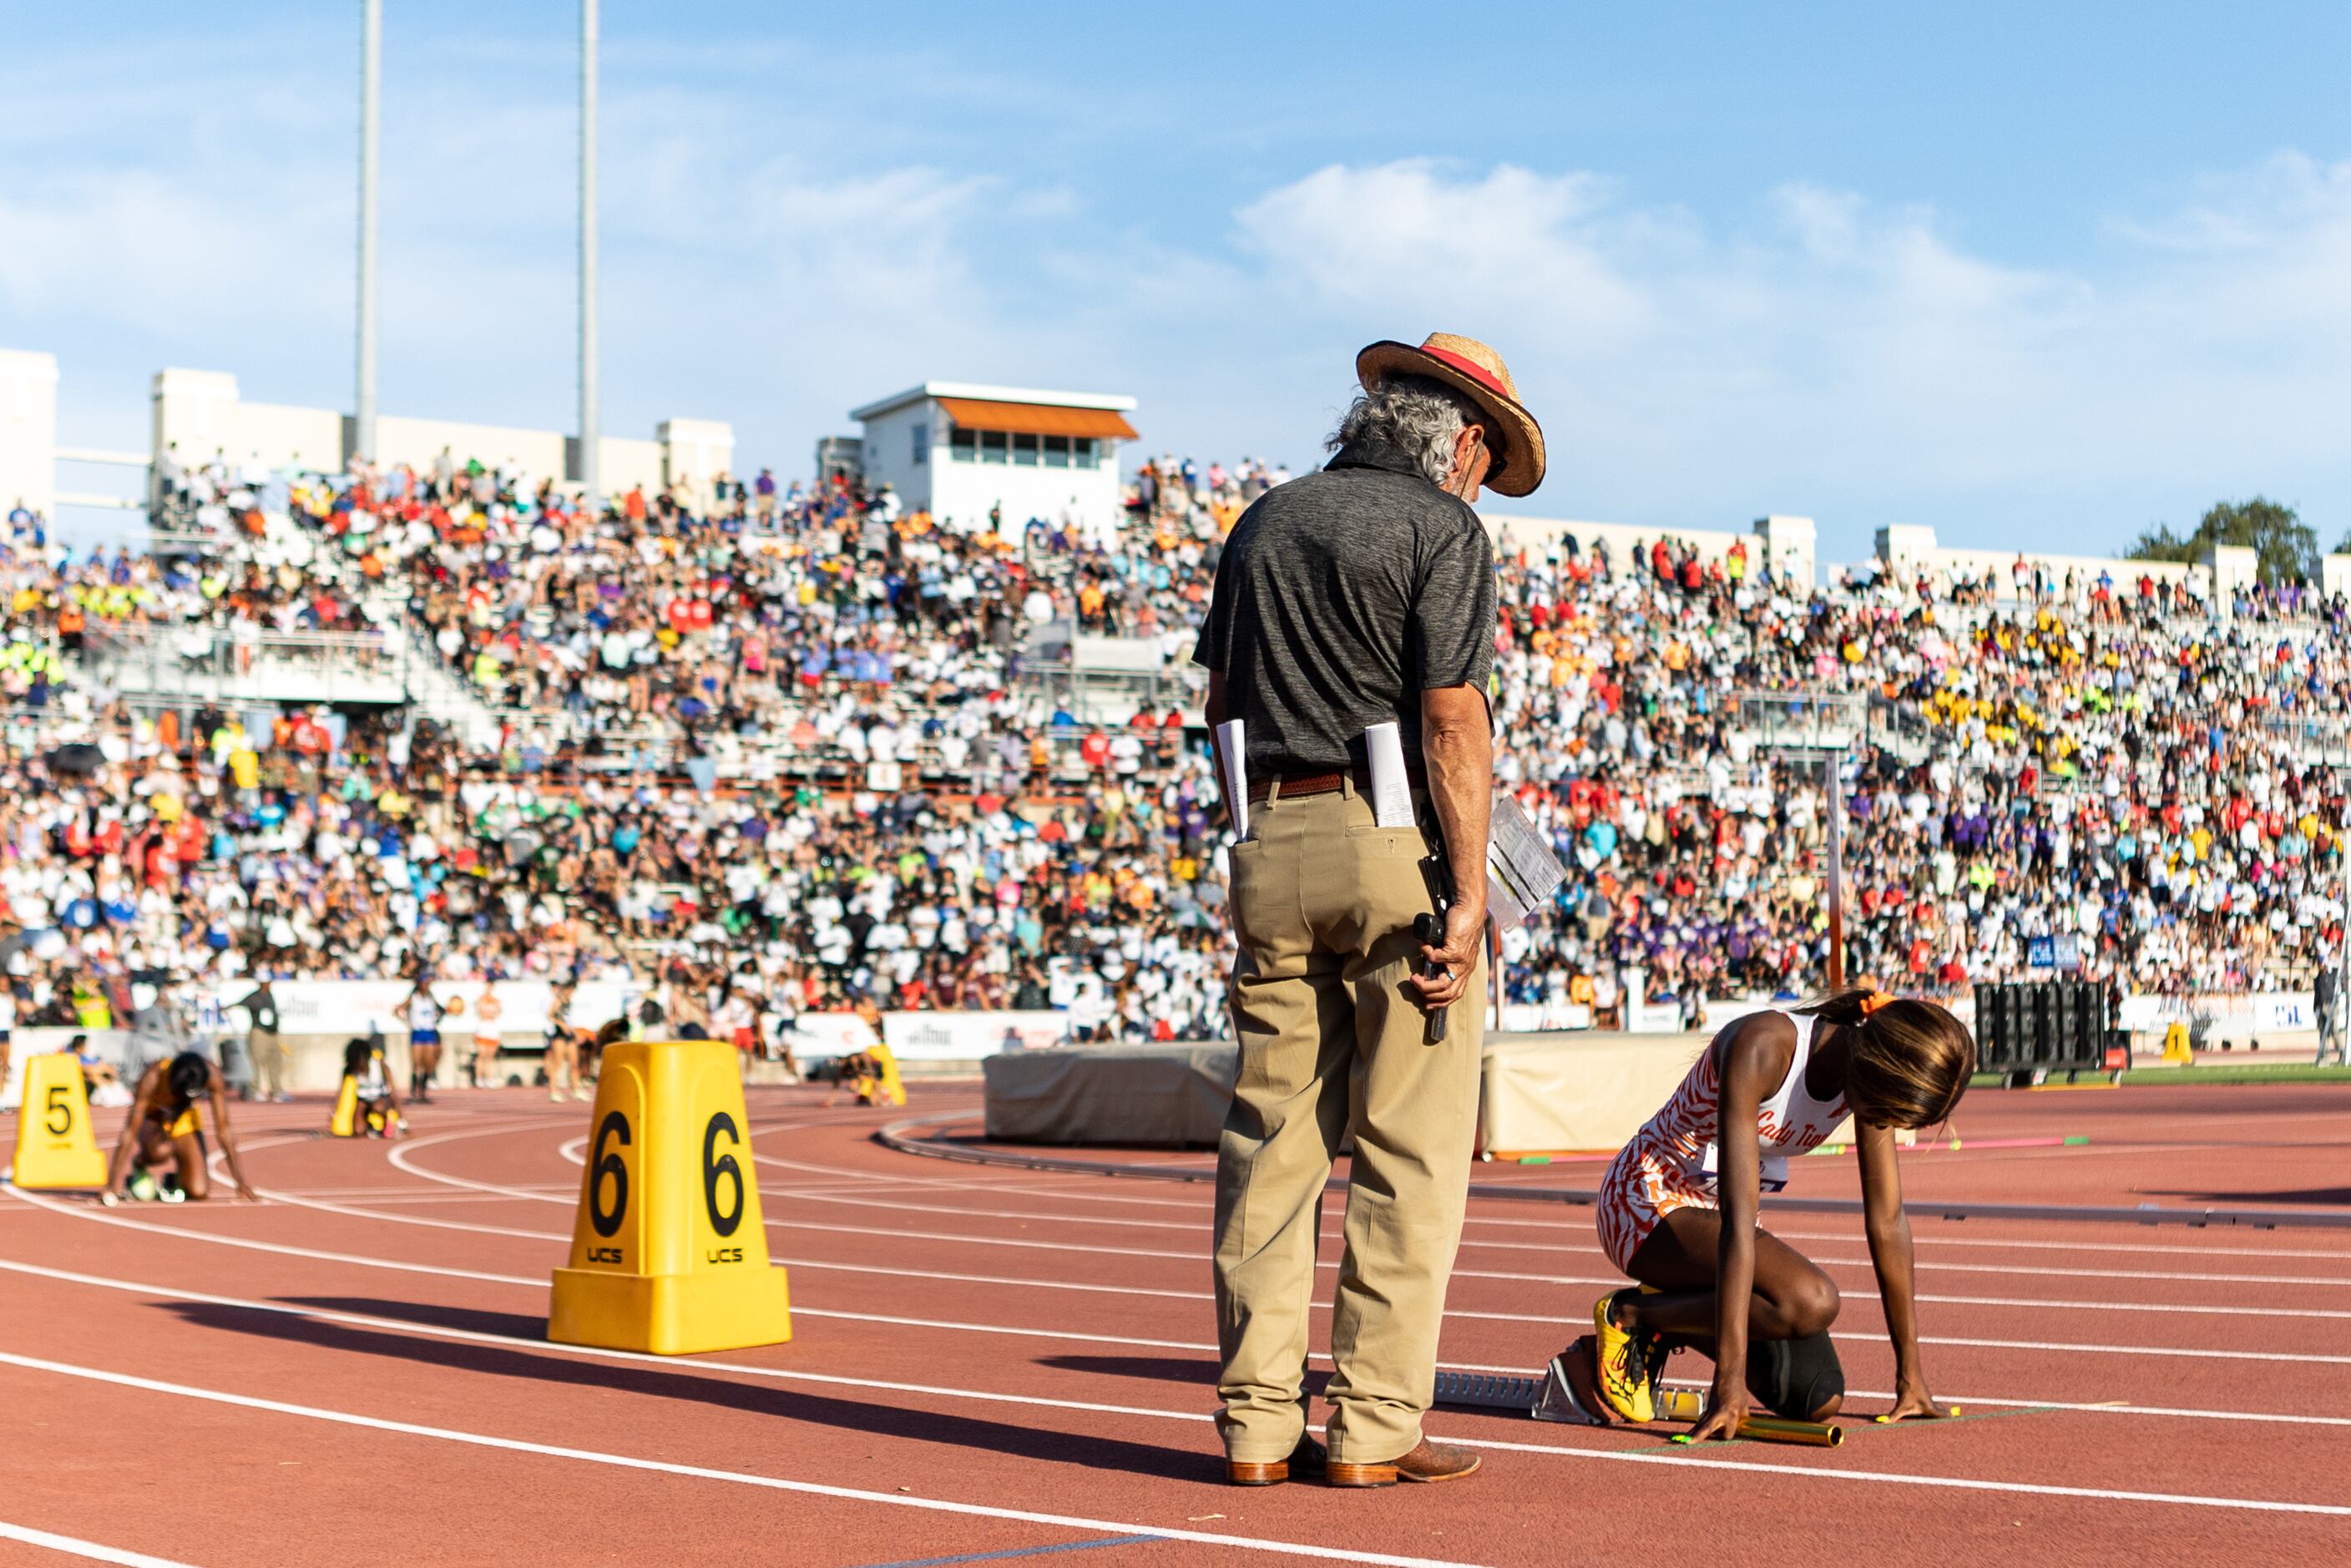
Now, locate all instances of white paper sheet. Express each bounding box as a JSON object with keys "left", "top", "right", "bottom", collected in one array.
[
  {"left": 1363, "top": 721, "right": 1416, "bottom": 827},
  {"left": 1485, "top": 792, "right": 1566, "bottom": 933},
  {"left": 1214, "top": 718, "right": 1248, "bottom": 841}
]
